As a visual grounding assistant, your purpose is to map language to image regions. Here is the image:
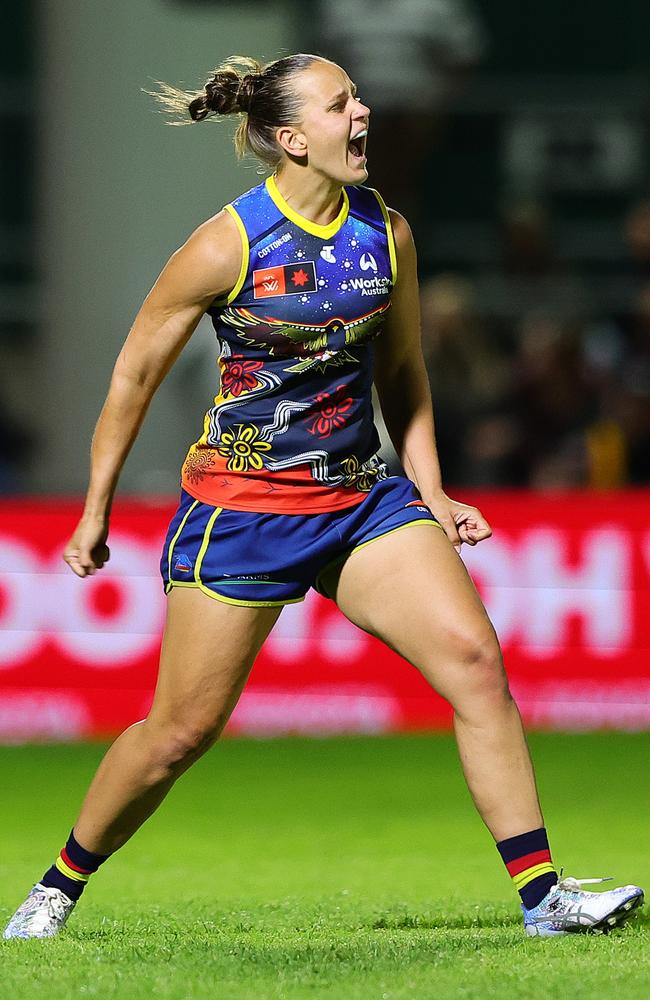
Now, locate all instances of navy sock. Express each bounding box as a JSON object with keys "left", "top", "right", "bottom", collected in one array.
[
  {"left": 40, "top": 829, "right": 110, "bottom": 902},
  {"left": 496, "top": 827, "right": 558, "bottom": 910}
]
